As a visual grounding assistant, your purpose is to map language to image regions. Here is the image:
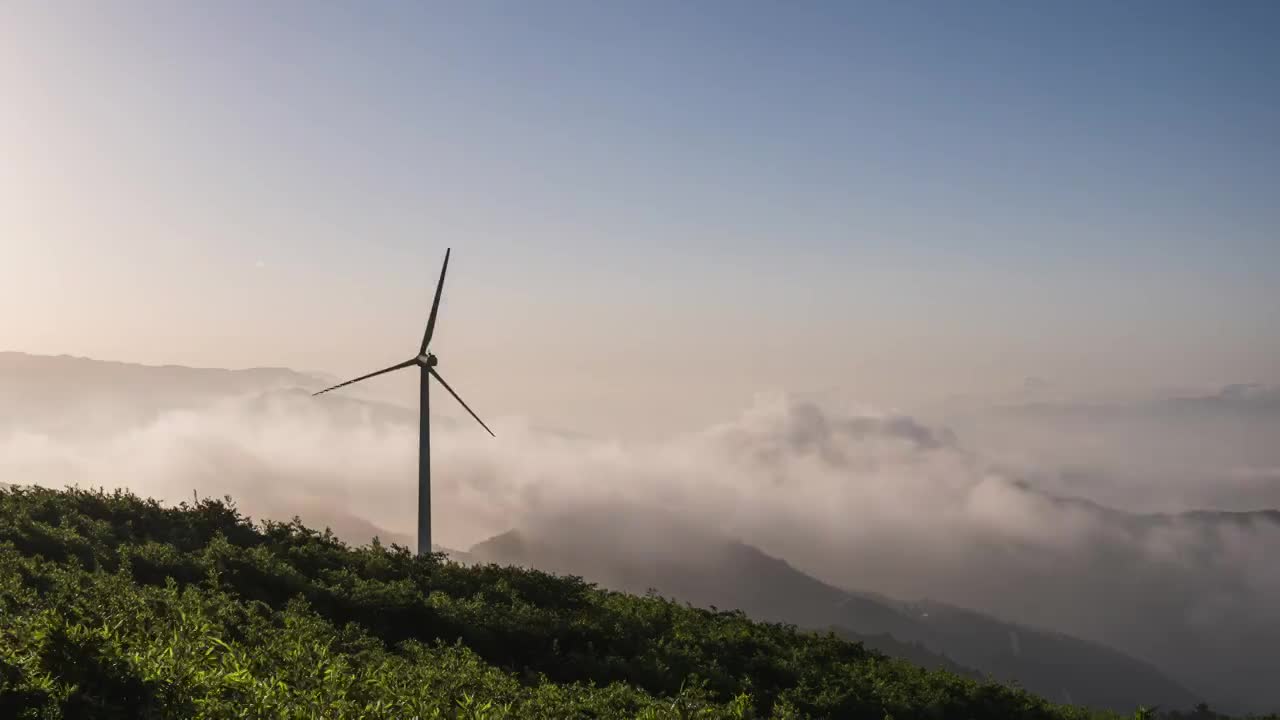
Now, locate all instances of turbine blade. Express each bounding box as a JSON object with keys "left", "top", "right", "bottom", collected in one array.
[
  {"left": 429, "top": 367, "right": 495, "bottom": 437},
  {"left": 312, "top": 358, "right": 416, "bottom": 396},
  {"left": 420, "top": 248, "right": 451, "bottom": 353}
]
